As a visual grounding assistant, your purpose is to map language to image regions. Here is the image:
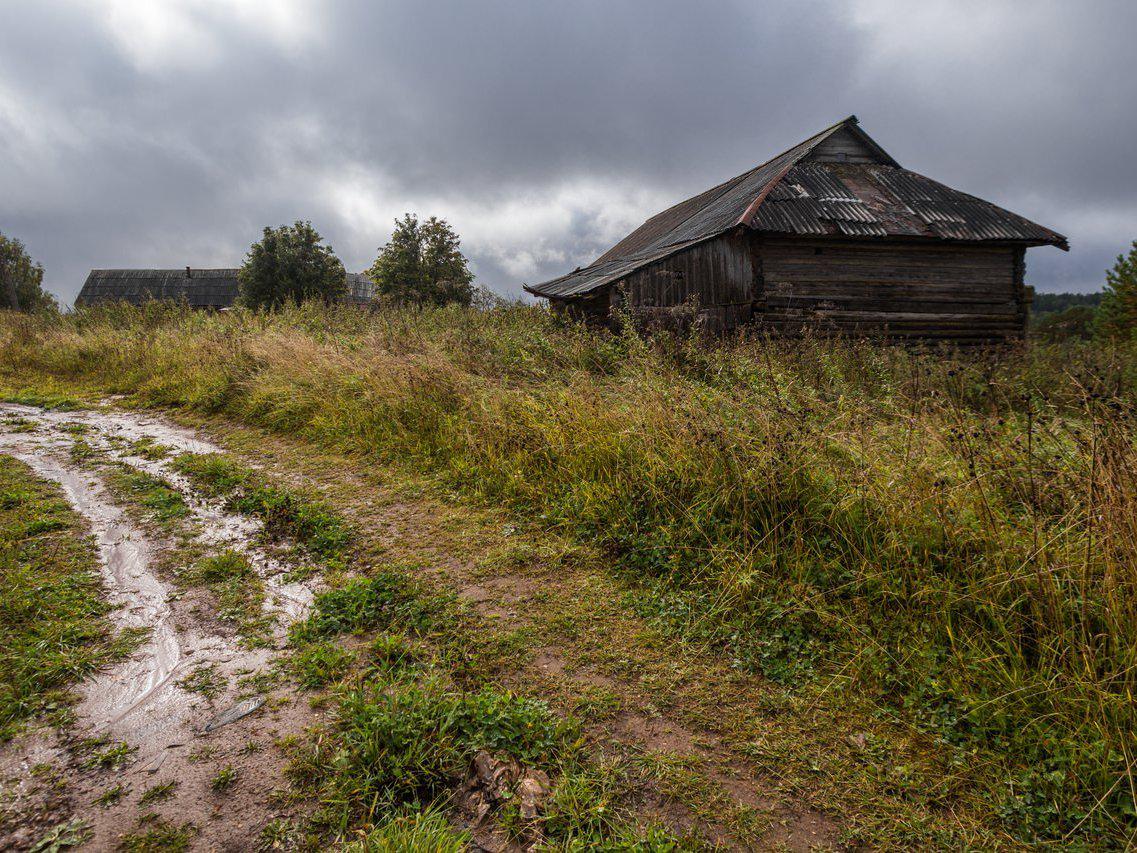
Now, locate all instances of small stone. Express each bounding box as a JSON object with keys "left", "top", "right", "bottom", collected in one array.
[{"left": 517, "top": 769, "right": 551, "bottom": 820}]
